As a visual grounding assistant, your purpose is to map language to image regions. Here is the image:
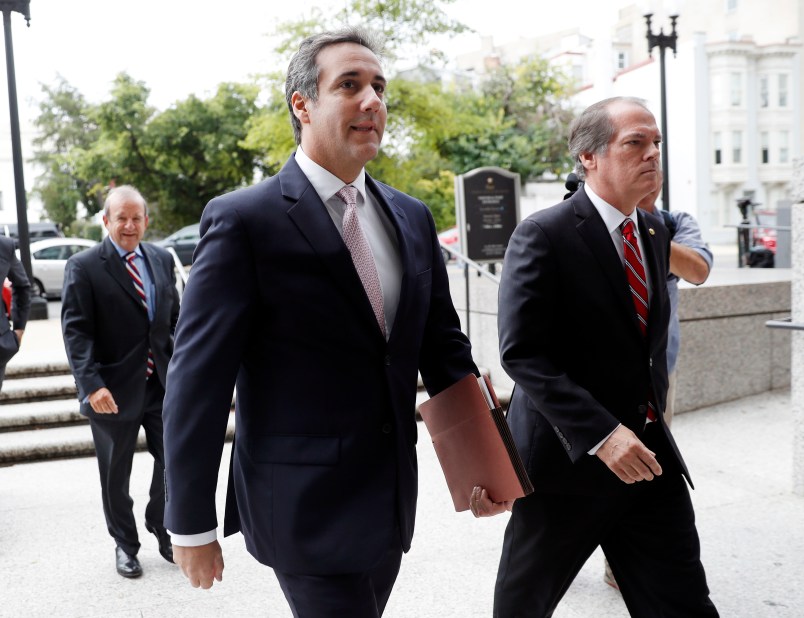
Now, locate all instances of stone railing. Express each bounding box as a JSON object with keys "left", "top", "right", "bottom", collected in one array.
[{"left": 448, "top": 265, "right": 791, "bottom": 415}]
